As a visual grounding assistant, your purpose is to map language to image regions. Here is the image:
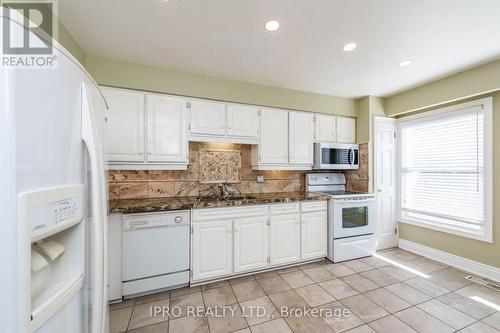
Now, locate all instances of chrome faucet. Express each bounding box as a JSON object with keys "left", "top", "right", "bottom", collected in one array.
[{"left": 218, "top": 183, "right": 230, "bottom": 200}]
